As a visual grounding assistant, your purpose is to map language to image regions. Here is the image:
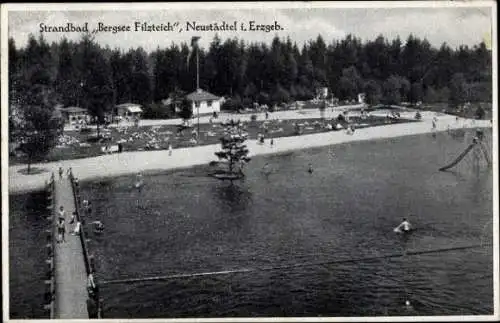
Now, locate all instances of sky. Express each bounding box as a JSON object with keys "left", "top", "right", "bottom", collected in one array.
[{"left": 6, "top": 2, "right": 494, "bottom": 52}]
